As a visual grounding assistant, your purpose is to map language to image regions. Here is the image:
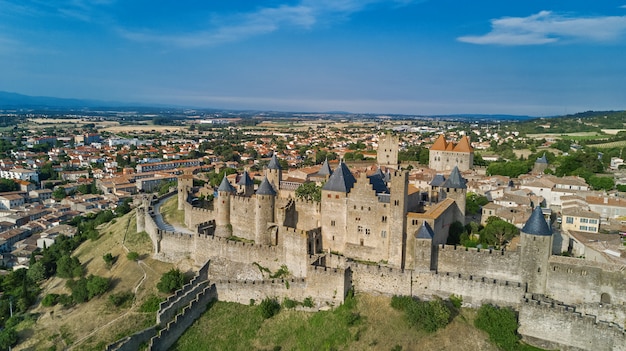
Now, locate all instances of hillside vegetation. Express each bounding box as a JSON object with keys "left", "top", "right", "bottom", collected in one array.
[{"left": 13, "top": 210, "right": 176, "bottom": 351}]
